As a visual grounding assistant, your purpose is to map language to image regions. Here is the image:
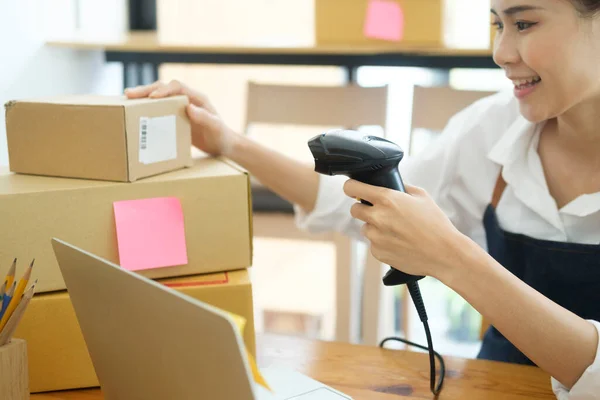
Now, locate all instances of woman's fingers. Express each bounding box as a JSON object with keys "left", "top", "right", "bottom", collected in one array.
[
  {"left": 186, "top": 104, "right": 220, "bottom": 129},
  {"left": 124, "top": 81, "right": 162, "bottom": 98},
  {"left": 124, "top": 80, "right": 184, "bottom": 99},
  {"left": 343, "top": 179, "right": 386, "bottom": 205},
  {"left": 149, "top": 79, "right": 184, "bottom": 98},
  {"left": 350, "top": 202, "right": 372, "bottom": 223},
  {"left": 125, "top": 80, "right": 219, "bottom": 115},
  {"left": 404, "top": 183, "right": 427, "bottom": 197},
  {"left": 343, "top": 178, "right": 420, "bottom": 205}
]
